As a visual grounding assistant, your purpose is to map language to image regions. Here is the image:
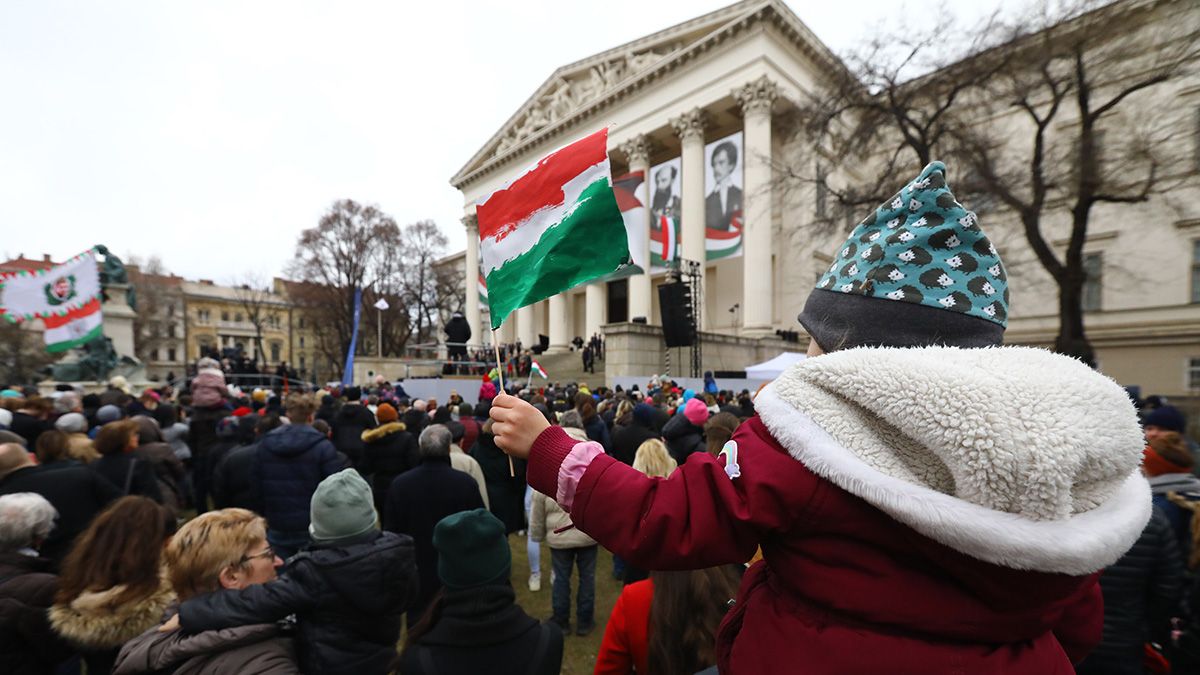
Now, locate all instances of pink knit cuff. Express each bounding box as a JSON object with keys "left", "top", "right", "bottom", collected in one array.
[
  {"left": 527, "top": 426, "right": 575, "bottom": 498},
  {"left": 556, "top": 441, "right": 606, "bottom": 511}
]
